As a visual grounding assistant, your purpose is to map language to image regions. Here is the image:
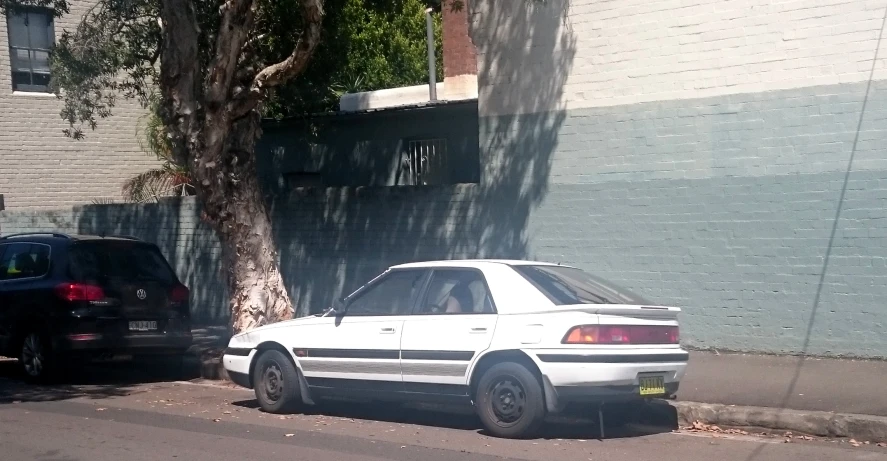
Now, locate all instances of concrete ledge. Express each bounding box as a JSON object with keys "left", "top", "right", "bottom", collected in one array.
[{"left": 671, "top": 401, "right": 887, "bottom": 442}]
